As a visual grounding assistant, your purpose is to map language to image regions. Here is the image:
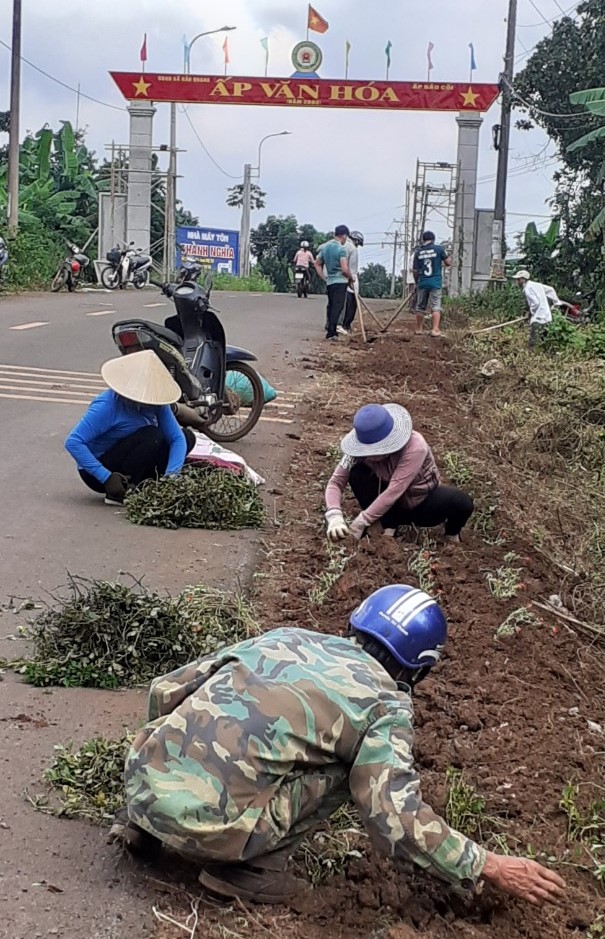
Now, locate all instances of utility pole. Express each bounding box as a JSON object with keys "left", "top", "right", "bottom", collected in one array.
[
  {"left": 163, "top": 107, "right": 177, "bottom": 281},
  {"left": 7, "top": 0, "right": 22, "bottom": 235},
  {"left": 239, "top": 163, "right": 251, "bottom": 278},
  {"left": 491, "top": 0, "right": 518, "bottom": 280},
  {"left": 390, "top": 231, "right": 399, "bottom": 296}
]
